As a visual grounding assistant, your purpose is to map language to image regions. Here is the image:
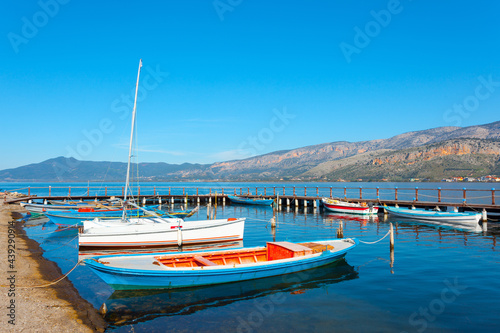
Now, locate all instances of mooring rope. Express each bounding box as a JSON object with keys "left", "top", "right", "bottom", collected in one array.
[
  {"left": 358, "top": 229, "right": 391, "bottom": 244},
  {"left": 0, "top": 260, "right": 84, "bottom": 289}
]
